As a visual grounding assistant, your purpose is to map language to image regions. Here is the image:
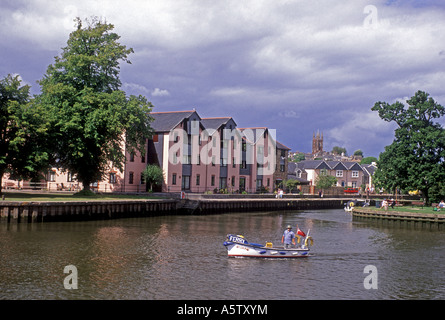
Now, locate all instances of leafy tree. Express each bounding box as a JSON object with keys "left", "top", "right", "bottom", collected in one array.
[
  {"left": 372, "top": 90, "right": 445, "bottom": 204},
  {"left": 38, "top": 17, "right": 153, "bottom": 191},
  {"left": 315, "top": 173, "right": 338, "bottom": 190},
  {"left": 142, "top": 164, "right": 164, "bottom": 192},
  {"left": 360, "top": 156, "right": 378, "bottom": 164},
  {"left": 0, "top": 74, "right": 50, "bottom": 194},
  {"left": 353, "top": 149, "right": 363, "bottom": 157},
  {"left": 332, "top": 146, "right": 347, "bottom": 156},
  {"left": 290, "top": 153, "right": 306, "bottom": 162},
  {"left": 280, "top": 179, "right": 300, "bottom": 193}
]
